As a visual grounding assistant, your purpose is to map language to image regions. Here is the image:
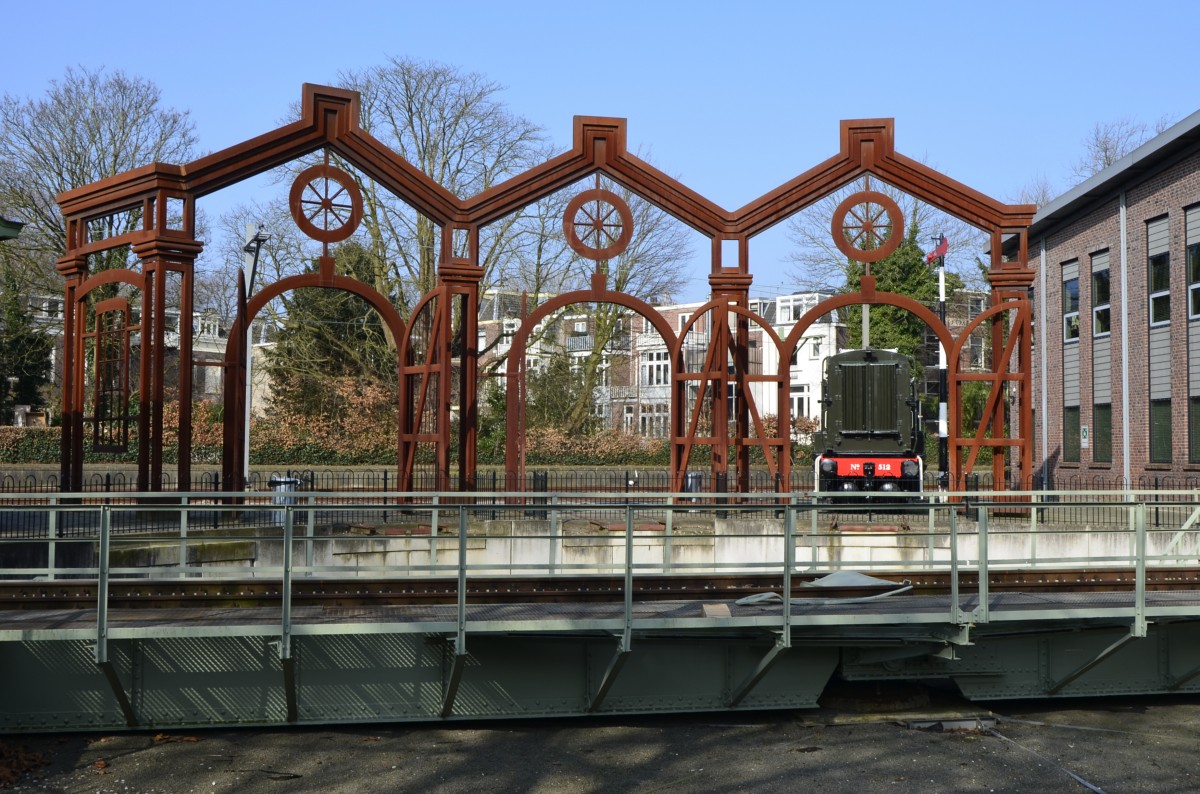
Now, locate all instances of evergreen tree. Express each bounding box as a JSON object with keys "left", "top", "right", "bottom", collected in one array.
[
  {"left": 0, "top": 270, "right": 52, "bottom": 423},
  {"left": 843, "top": 222, "right": 964, "bottom": 374},
  {"left": 263, "top": 241, "right": 396, "bottom": 418}
]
